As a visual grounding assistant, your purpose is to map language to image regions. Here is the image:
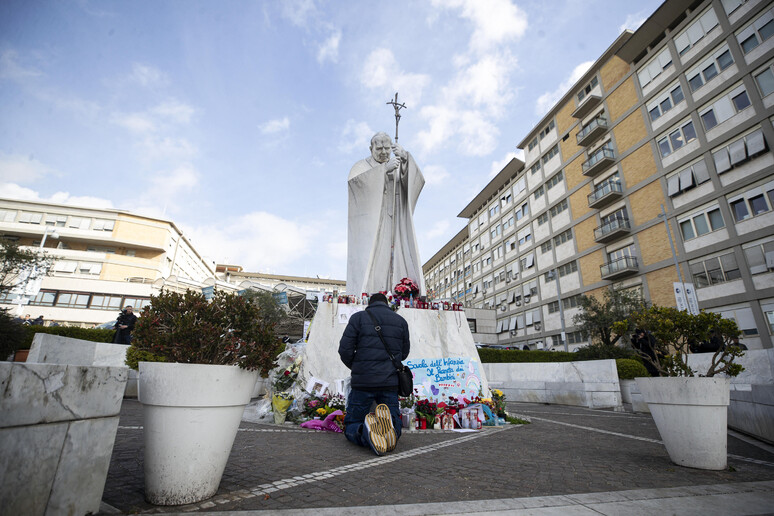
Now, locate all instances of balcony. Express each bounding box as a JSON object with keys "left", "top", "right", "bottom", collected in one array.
[
  {"left": 594, "top": 217, "right": 631, "bottom": 243},
  {"left": 587, "top": 180, "right": 623, "bottom": 209},
  {"left": 576, "top": 117, "right": 608, "bottom": 147},
  {"left": 572, "top": 93, "right": 602, "bottom": 119},
  {"left": 601, "top": 255, "right": 639, "bottom": 280},
  {"left": 582, "top": 146, "right": 615, "bottom": 177}
]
